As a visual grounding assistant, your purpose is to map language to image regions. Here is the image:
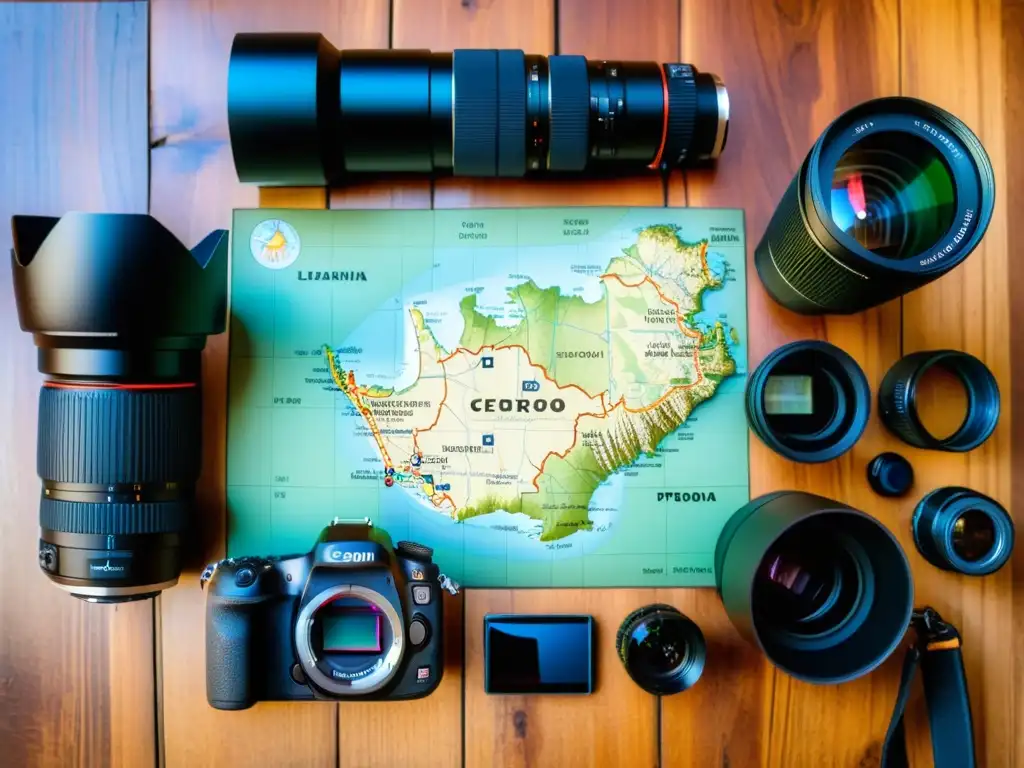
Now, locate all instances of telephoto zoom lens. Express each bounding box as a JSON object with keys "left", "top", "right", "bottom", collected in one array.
[
  {"left": 755, "top": 97, "right": 994, "bottom": 314},
  {"left": 227, "top": 33, "right": 729, "bottom": 185},
  {"left": 715, "top": 492, "right": 913, "bottom": 684},
  {"left": 12, "top": 214, "right": 227, "bottom": 602}
]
